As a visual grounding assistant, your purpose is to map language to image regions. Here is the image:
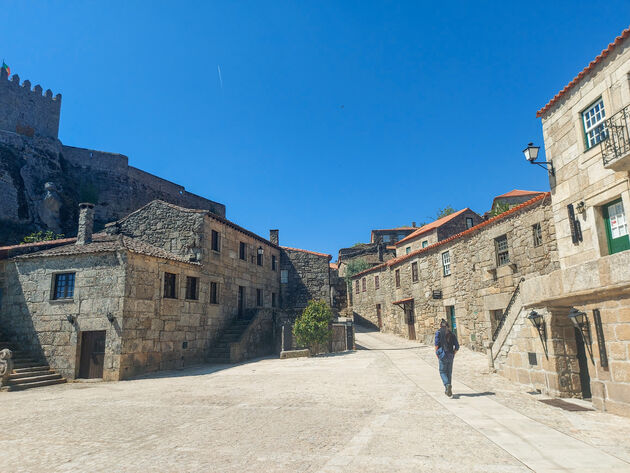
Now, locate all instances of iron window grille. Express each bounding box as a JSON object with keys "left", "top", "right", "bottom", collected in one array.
[
  {"left": 375, "top": 275, "right": 380, "bottom": 289},
  {"left": 210, "top": 282, "right": 218, "bottom": 304},
  {"left": 163, "top": 273, "right": 177, "bottom": 299},
  {"left": 495, "top": 235, "right": 510, "bottom": 266},
  {"left": 411, "top": 262, "right": 418, "bottom": 282},
  {"left": 53, "top": 273, "right": 75, "bottom": 300},
  {"left": 442, "top": 251, "right": 451, "bottom": 276},
  {"left": 395, "top": 269, "right": 401, "bottom": 288},
  {"left": 239, "top": 242, "right": 246, "bottom": 260},
  {"left": 185, "top": 276, "right": 199, "bottom": 300},
  {"left": 211, "top": 230, "right": 220, "bottom": 252},
  {"left": 362, "top": 277, "right": 366, "bottom": 292},
  {"left": 532, "top": 223, "right": 543, "bottom": 247},
  {"left": 582, "top": 98, "right": 607, "bottom": 149}
]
